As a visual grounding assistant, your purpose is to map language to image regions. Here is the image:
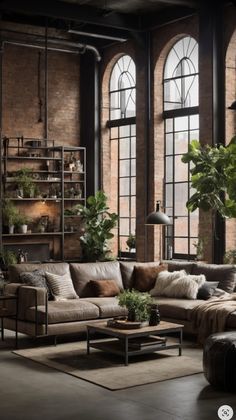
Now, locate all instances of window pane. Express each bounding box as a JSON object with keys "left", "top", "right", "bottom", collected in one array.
[
  {"left": 120, "top": 178, "right": 130, "bottom": 195},
  {"left": 189, "top": 130, "right": 199, "bottom": 141},
  {"left": 165, "top": 184, "right": 173, "bottom": 213},
  {"left": 175, "top": 116, "right": 188, "bottom": 131},
  {"left": 119, "top": 125, "right": 130, "bottom": 138},
  {"left": 119, "top": 138, "right": 130, "bottom": 158},
  {"left": 131, "top": 196, "right": 136, "bottom": 217},
  {"left": 120, "top": 160, "right": 130, "bottom": 177},
  {"left": 131, "top": 177, "right": 136, "bottom": 195},
  {"left": 175, "top": 131, "right": 188, "bottom": 154},
  {"left": 166, "top": 133, "right": 173, "bottom": 155},
  {"left": 165, "top": 118, "right": 173, "bottom": 133},
  {"left": 166, "top": 157, "right": 173, "bottom": 182},
  {"left": 175, "top": 217, "right": 188, "bottom": 236},
  {"left": 131, "top": 159, "right": 136, "bottom": 176},
  {"left": 190, "top": 115, "right": 199, "bottom": 130},
  {"left": 131, "top": 138, "right": 136, "bottom": 158},
  {"left": 131, "top": 125, "right": 136, "bottom": 136},
  {"left": 131, "top": 218, "right": 136, "bottom": 233},
  {"left": 175, "top": 238, "right": 188, "bottom": 254},
  {"left": 175, "top": 155, "right": 188, "bottom": 182},
  {"left": 119, "top": 197, "right": 129, "bottom": 217},
  {"left": 120, "top": 218, "right": 129, "bottom": 235},
  {"left": 174, "top": 183, "right": 188, "bottom": 216}
]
